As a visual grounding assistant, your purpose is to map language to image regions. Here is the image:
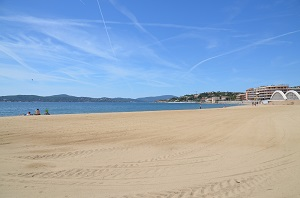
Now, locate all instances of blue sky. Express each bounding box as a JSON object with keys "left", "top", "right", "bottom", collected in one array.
[{"left": 1, "top": 0, "right": 300, "bottom": 98}]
